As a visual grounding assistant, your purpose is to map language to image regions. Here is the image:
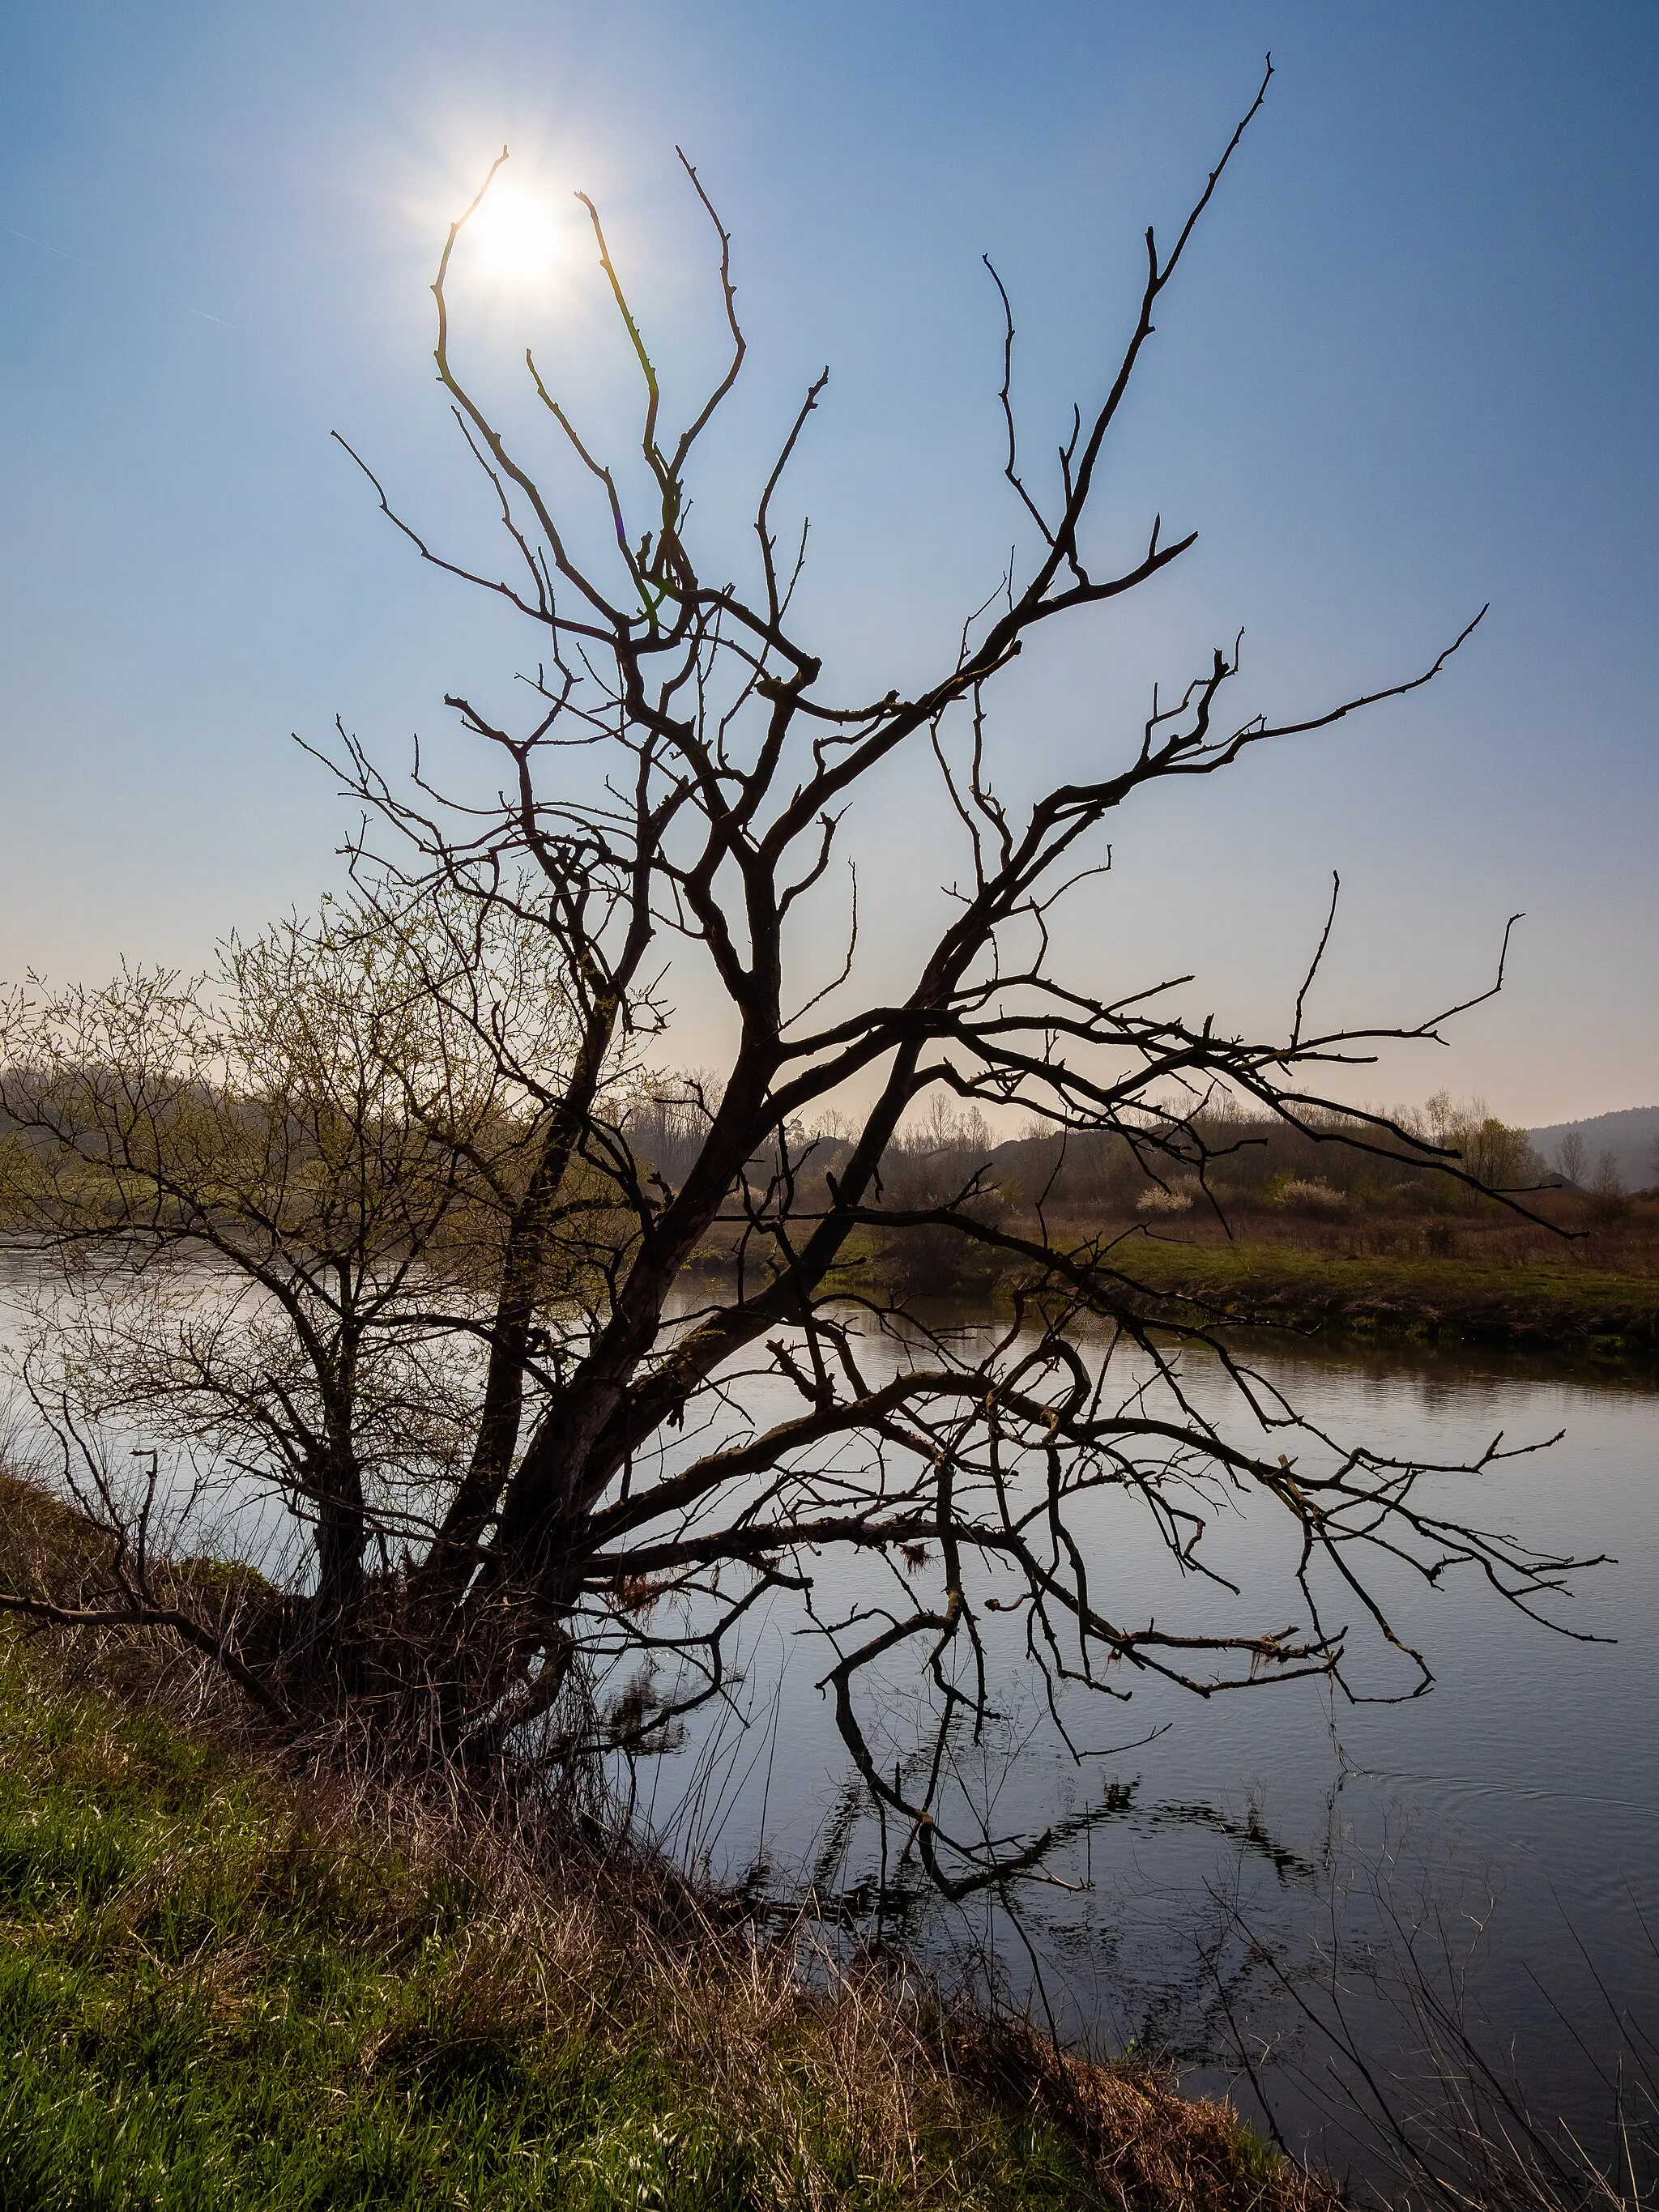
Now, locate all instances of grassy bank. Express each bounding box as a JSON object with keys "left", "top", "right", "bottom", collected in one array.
[
  {"left": 676, "top": 1178, "right": 1659, "bottom": 1365},
  {"left": 1116, "top": 1240, "right": 1659, "bottom": 1360},
  {"left": 0, "top": 1606, "right": 1316, "bottom": 2210},
  {"left": 784, "top": 1202, "right": 1659, "bottom": 1364}
]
